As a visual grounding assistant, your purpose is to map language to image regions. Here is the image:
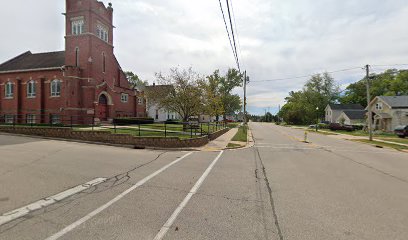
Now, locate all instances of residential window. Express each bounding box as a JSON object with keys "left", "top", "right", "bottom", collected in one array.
[
  {"left": 155, "top": 110, "right": 159, "bottom": 120},
  {"left": 5, "top": 82, "right": 13, "bottom": 98},
  {"left": 75, "top": 47, "right": 80, "bottom": 67},
  {"left": 96, "top": 24, "right": 108, "bottom": 42},
  {"left": 72, "top": 19, "right": 84, "bottom": 35},
  {"left": 375, "top": 103, "right": 383, "bottom": 110},
  {"left": 50, "top": 115, "right": 61, "bottom": 125},
  {"left": 121, "top": 93, "right": 129, "bottom": 103},
  {"left": 138, "top": 97, "right": 143, "bottom": 105},
  {"left": 5, "top": 115, "right": 14, "bottom": 124},
  {"left": 26, "top": 114, "right": 36, "bottom": 124},
  {"left": 51, "top": 79, "right": 61, "bottom": 97},
  {"left": 27, "top": 80, "right": 36, "bottom": 98}
]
